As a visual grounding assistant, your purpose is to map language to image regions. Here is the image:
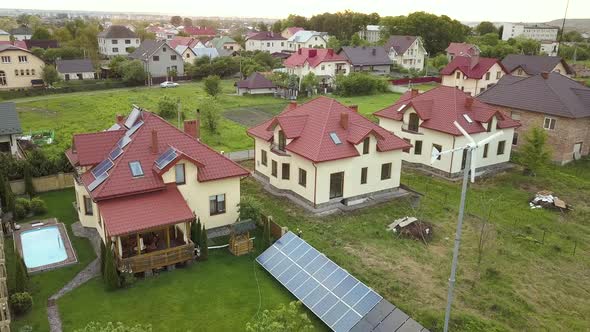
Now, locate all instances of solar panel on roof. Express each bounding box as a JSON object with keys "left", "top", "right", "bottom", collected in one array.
[
  {"left": 155, "top": 147, "right": 178, "bottom": 169},
  {"left": 107, "top": 123, "right": 121, "bottom": 131},
  {"left": 256, "top": 232, "right": 383, "bottom": 332},
  {"left": 109, "top": 146, "right": 123, "bottom": 160},
  {"left": 88, "top": 172, "right": 108, "bottom": 191},
  {"left": 463, "top": 114, "right": 474, "bottom": 123},
  {"left": 91, "top": 159, "right": 114, "bottom": 178},
  {"left": 125, "top": 120, "right": 144, "bottom": 137},
  {"left": 124, "top": 107, "right": 141, "bottom": 128},
  {"left": 330, "top": 132, "right": 342, "bottom": 145},
  {"left": 117, "top": 135, "right": 131, "bottom": 148}
]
